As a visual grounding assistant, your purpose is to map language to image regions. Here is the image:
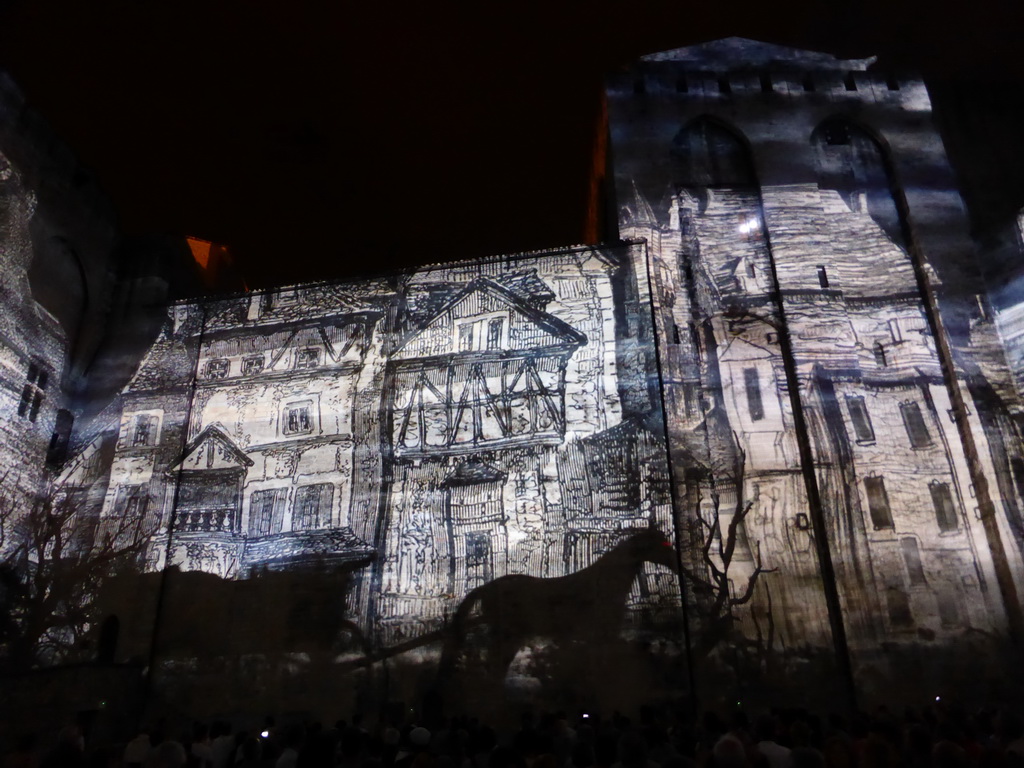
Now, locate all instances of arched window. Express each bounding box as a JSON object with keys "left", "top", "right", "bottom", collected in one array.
[
  {"left": 671, "top": 117, "right": 757, "bottom": 191},
  {"left": 811, "top": 118, "right": 905, "bottom": 247}
]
